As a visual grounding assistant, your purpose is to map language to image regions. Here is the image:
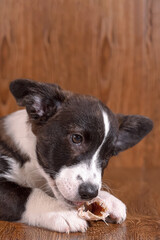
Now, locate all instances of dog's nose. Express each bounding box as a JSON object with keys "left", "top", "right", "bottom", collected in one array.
[{"left": 78, "top": 182, "right": 98, "bottom": 200}]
